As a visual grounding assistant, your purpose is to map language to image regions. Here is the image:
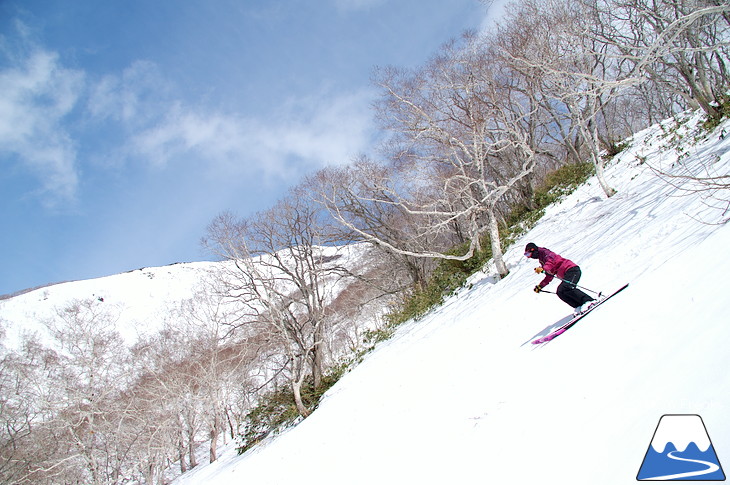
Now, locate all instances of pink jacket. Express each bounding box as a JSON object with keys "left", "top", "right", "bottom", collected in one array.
[{"left": 537, "top": 247, "right": 577, "bottom": 287}]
